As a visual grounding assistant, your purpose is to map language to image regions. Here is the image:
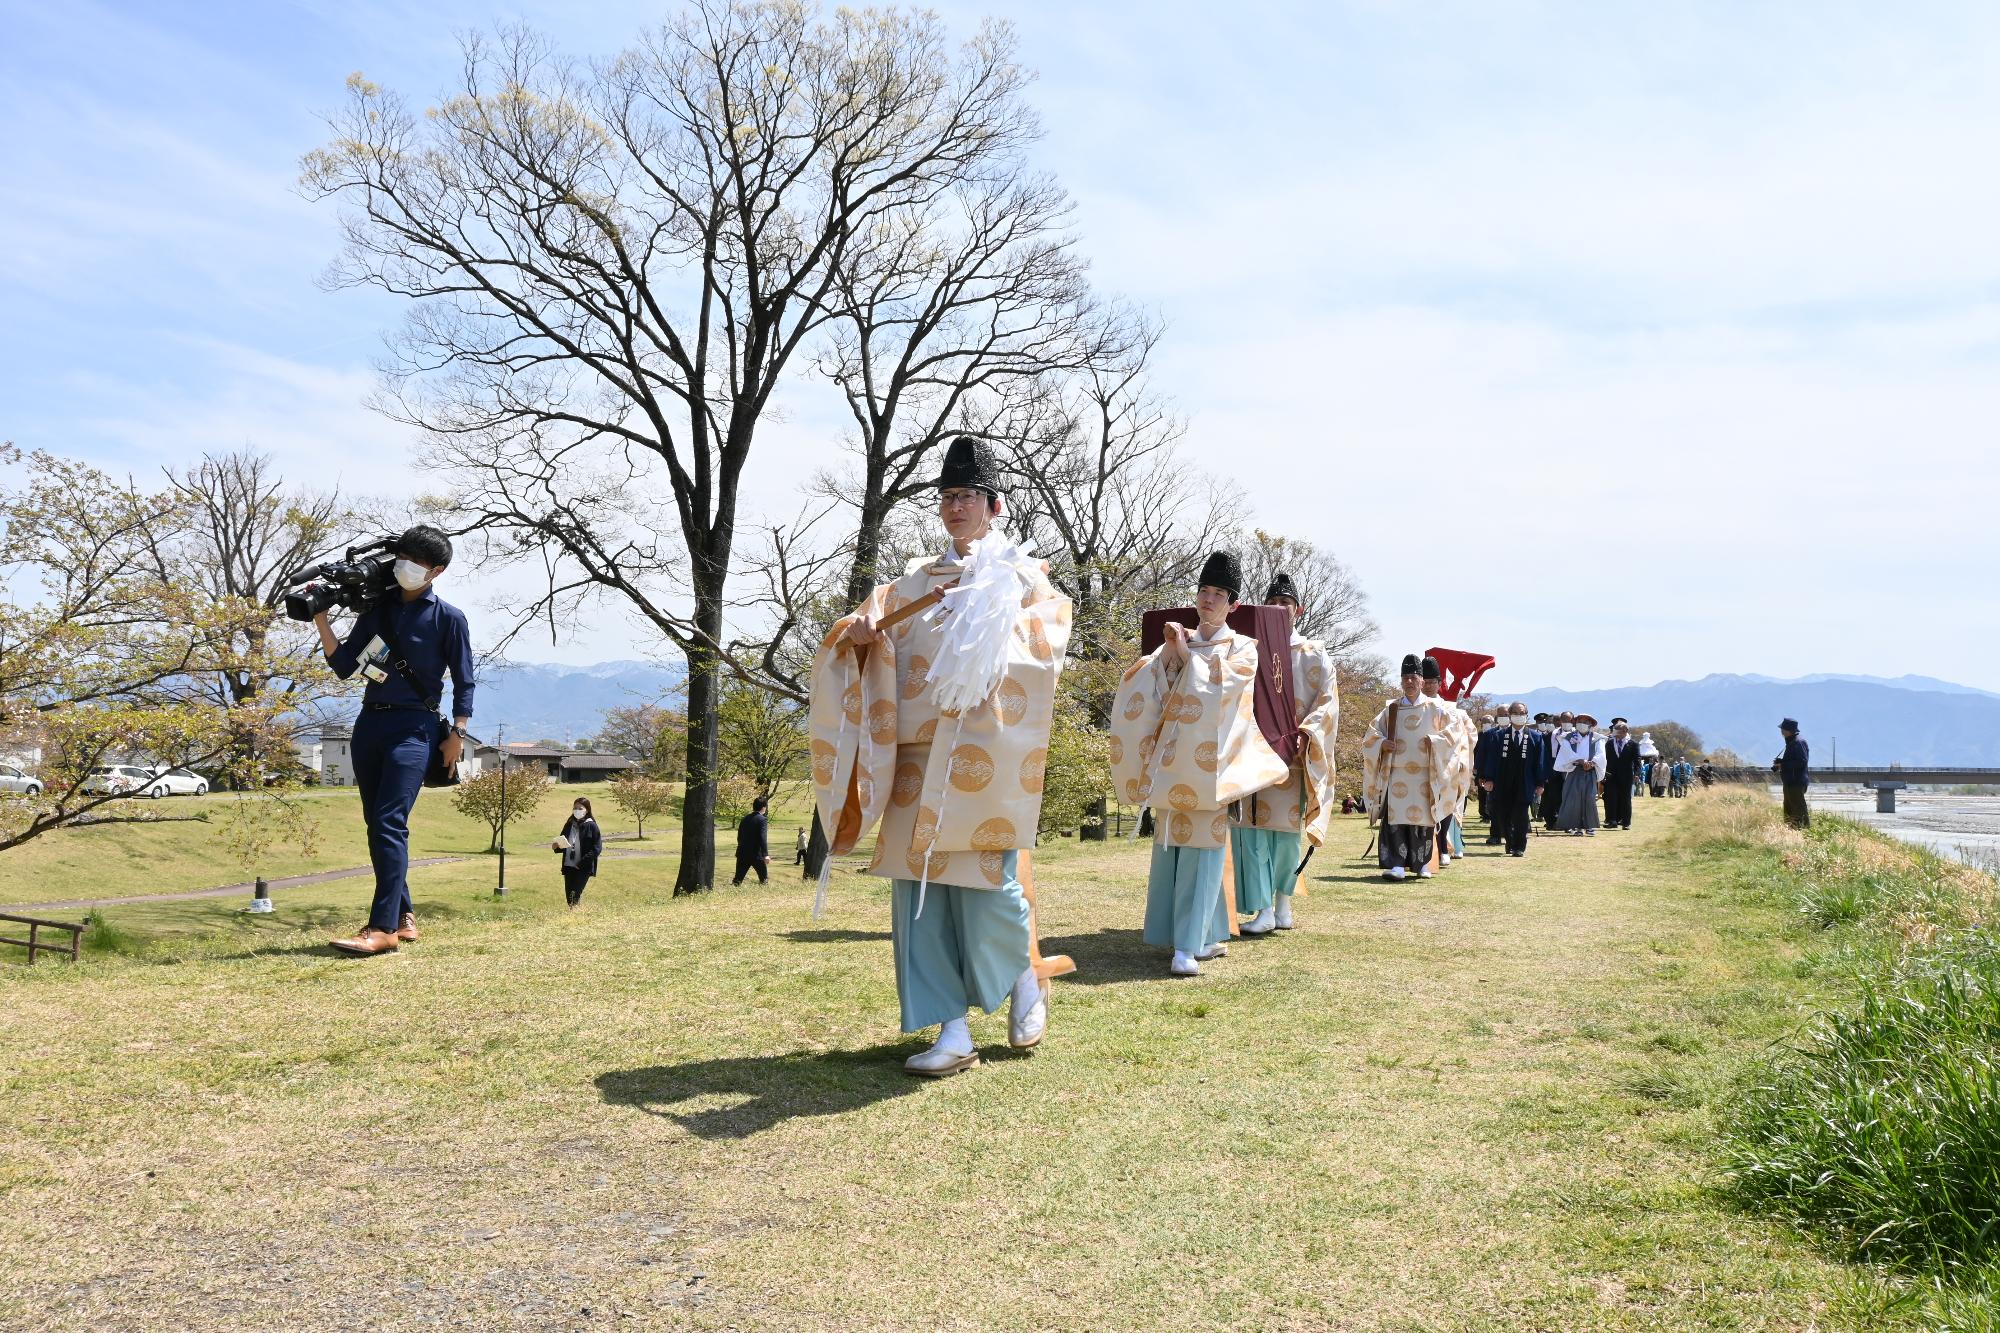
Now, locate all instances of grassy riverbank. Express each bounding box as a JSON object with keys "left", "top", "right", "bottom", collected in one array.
[
  {"left": 1674, "top": 790, "right": 1999, "bottom": 1329},
  {"left": 0, "top": 798, "right": 1961, "bottom": 1329}
]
